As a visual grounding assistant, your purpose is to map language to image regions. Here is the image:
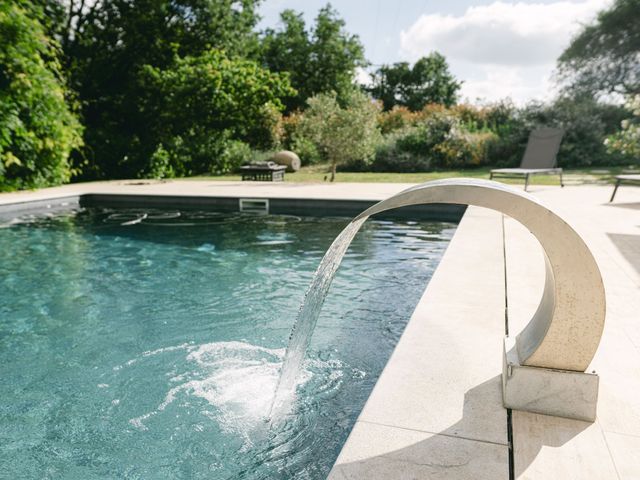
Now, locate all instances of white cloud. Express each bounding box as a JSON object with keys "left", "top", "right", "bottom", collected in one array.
[
  {"left": 355, "top": 67, "right": 373, "bottom": 87},
  {"left": 459, "top": 64, "right": 555, "bottom": 103},
  {"left": 399, "top": 0, "right": 611, "bottom": 102}
]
